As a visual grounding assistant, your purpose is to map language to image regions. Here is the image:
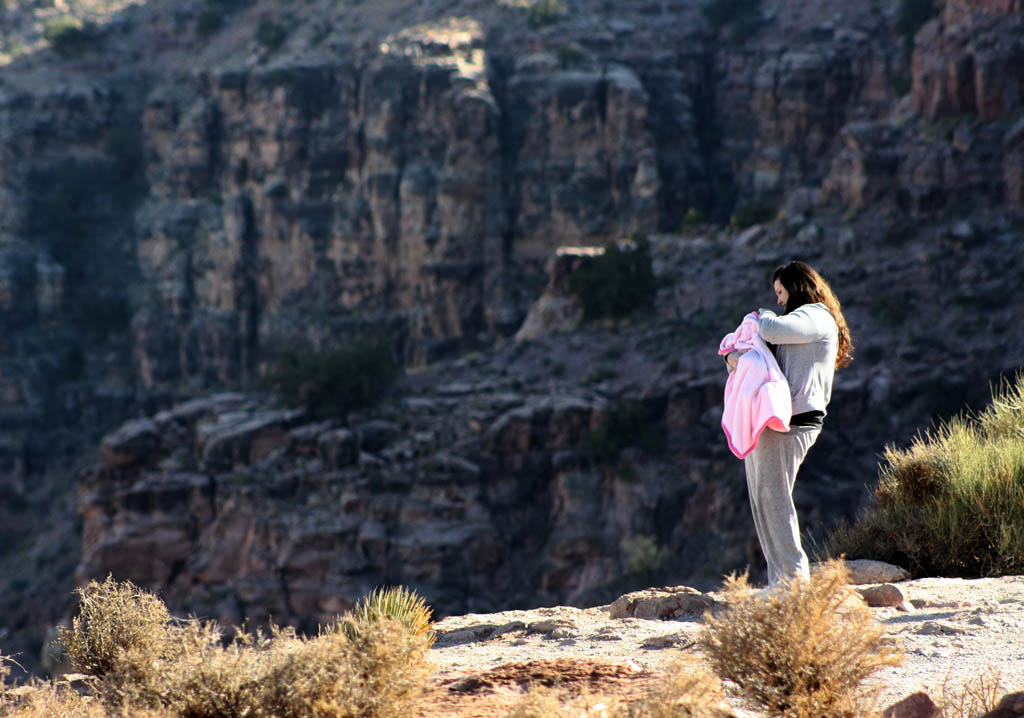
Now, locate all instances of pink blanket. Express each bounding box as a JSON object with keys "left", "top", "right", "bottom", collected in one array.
[{"left": 718, "top": 312, "right": 792, "bottom": 459}]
